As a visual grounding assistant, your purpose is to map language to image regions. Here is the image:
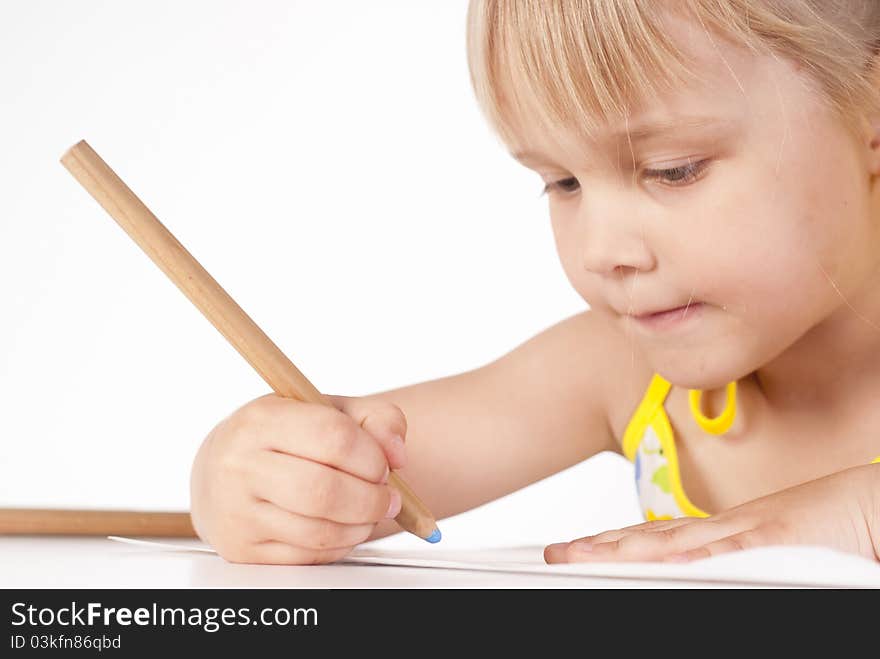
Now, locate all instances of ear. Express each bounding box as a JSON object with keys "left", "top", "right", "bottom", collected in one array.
[{"left": 860, "top": 52, "right": 880, "bottom": 176}]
